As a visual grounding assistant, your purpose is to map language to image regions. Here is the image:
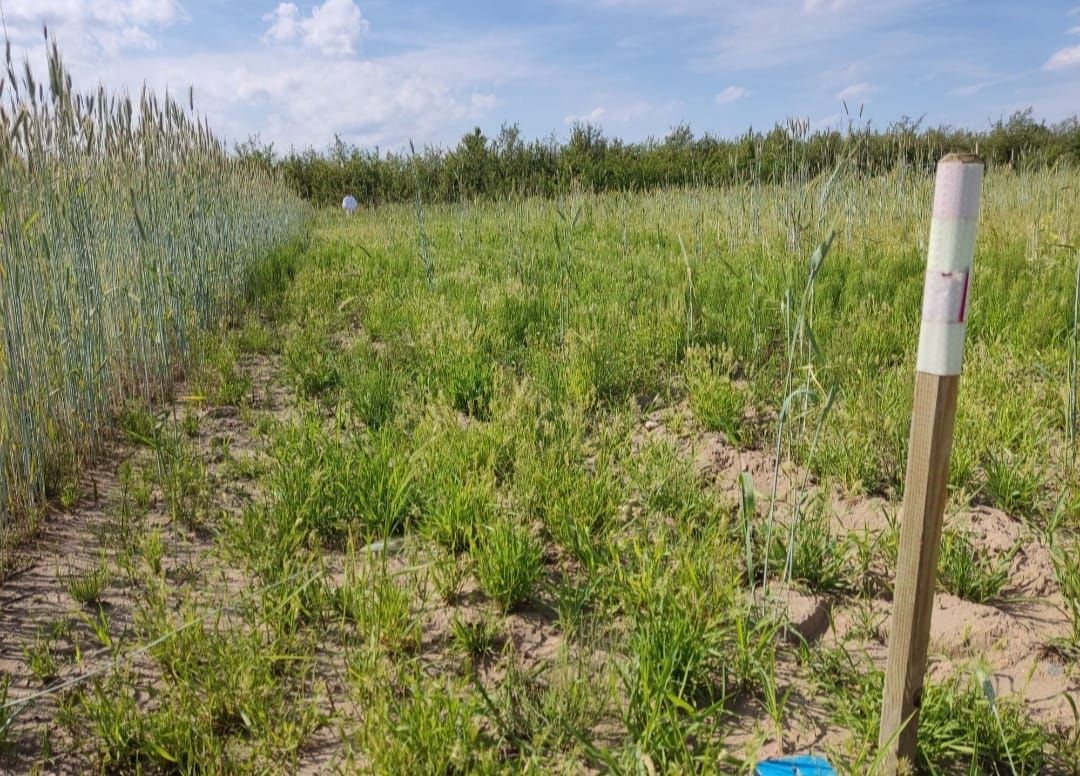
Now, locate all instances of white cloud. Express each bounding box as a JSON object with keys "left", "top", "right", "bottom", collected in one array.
[
  {"left": 5, "top": 0, "right": 185, "bottom": 27},
  {"left": 947, "top": 80, "right": 993, "bottom": 97},
  {"left": 74, "top": 32, "right": 537, "bottom": 150},
  {"left": 264, "top": 4, "right": 302, "bottom": 43},
  {"left": 1044, "top": 45, "right": 1080, "bottom": 71},
  {"left": 835, "top": 82, "right": 878, "bottom": 101},
  {"left": 811, "top": 113, "right": 842, "bottom": 130},
  {"left": 3, "top": 0, "right": 185, "bottom": 55},
  {"left": 583, "top": 0, "right": 937, "bottom": 73},
  {"left": 803, "top": 0, "right": 854, "bottom": 12},
  {"left": 1069, "top": 26, "right": 1080, "bottom": 36},
  {"left": 471, "top": 93, "right": 497, "bottom": 111},
  {"left": 564, "top": 99, "right": 651, "bottom": 125},
  {"left": 564, "top": 106, "right": 605, "bottom": 124},
  {"left": 715, "top": 85, "right": 748, "bottom": 104},
  {"left": 263, "top": 0, "right": 369, "bottom": 56}
]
